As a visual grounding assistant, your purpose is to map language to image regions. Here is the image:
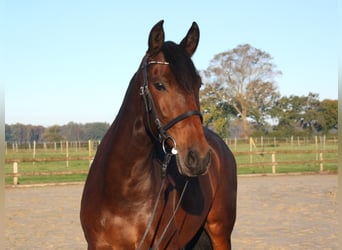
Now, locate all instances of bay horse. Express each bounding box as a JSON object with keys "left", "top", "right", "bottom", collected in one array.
[{"left": 80, "top": 20, "right": 237, "bottom": 250}]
